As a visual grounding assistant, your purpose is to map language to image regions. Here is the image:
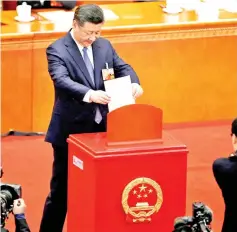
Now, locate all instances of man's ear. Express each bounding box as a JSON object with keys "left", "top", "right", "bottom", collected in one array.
[
  {"left": 72, "top": 20, "right": 77, "bottom": 30},
  {"left": 234, "top": 135, "right": 237, "bottom": 144},
  {"left": 233, "top": 135, "right": 237, "bottom": 151}
]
